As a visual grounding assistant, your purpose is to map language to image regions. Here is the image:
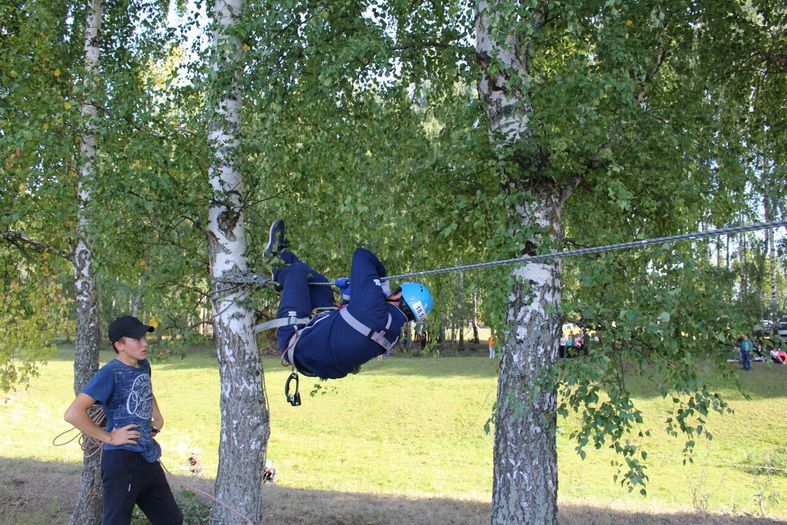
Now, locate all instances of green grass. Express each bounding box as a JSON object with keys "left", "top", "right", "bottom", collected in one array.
[{"left": 2, "top": 345, "right": 785, "bottom": 519}]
